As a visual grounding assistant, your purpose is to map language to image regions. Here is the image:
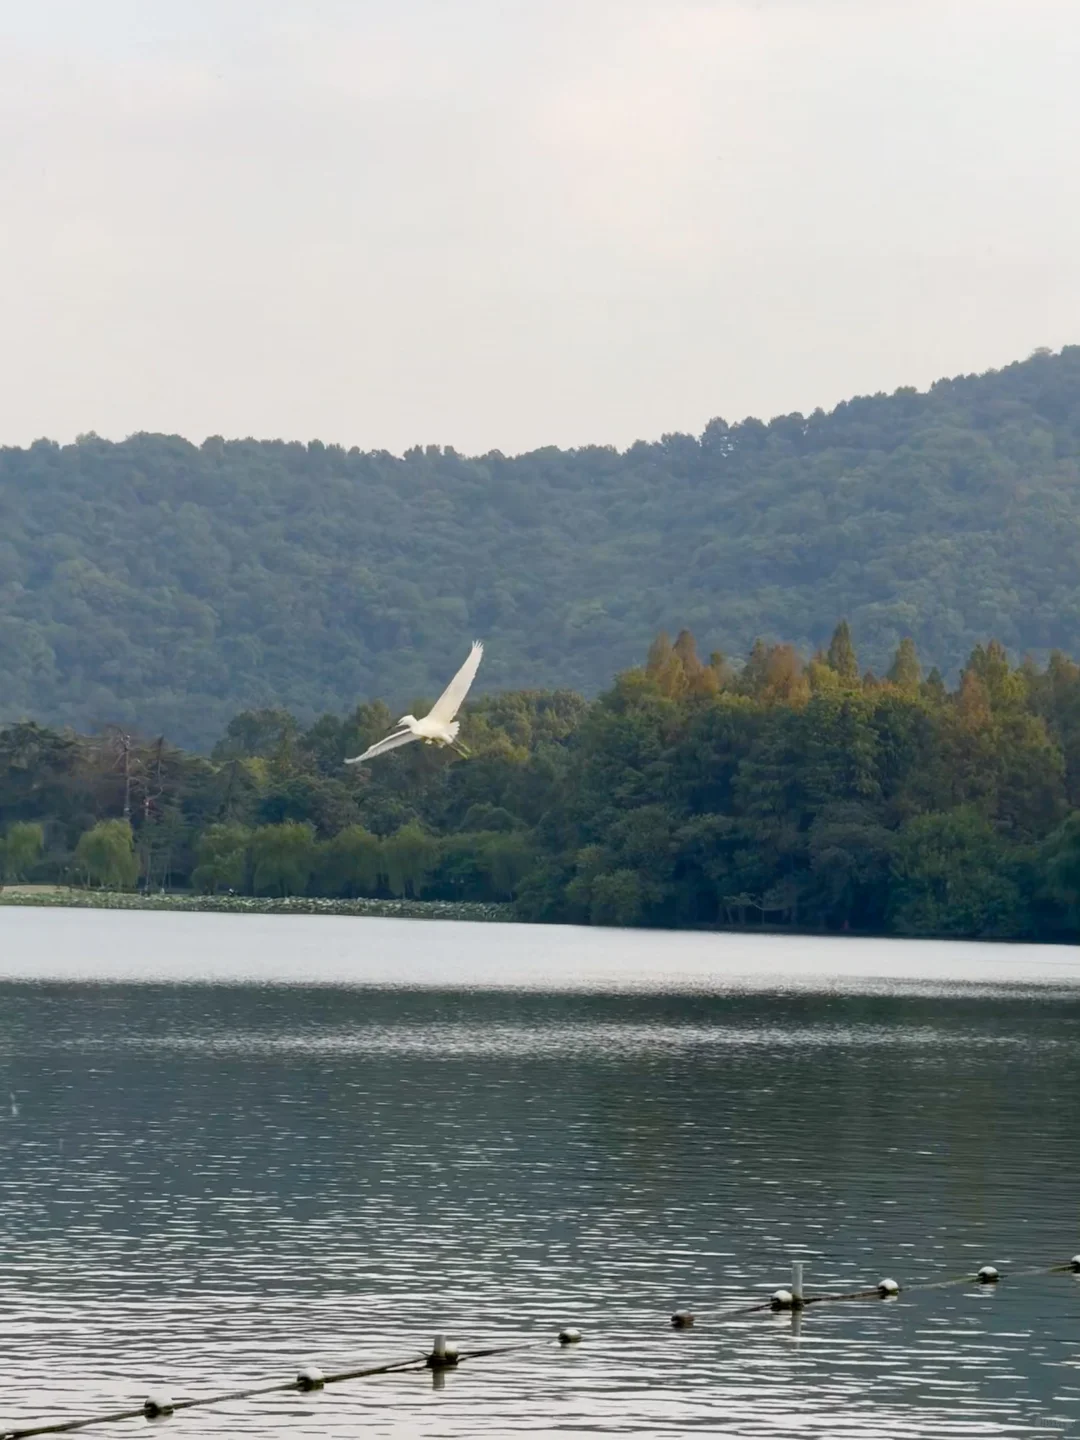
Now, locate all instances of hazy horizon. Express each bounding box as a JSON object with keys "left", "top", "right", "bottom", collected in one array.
[{"left": 2, "top": 0, "right": 1078, "bottom": 455}]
